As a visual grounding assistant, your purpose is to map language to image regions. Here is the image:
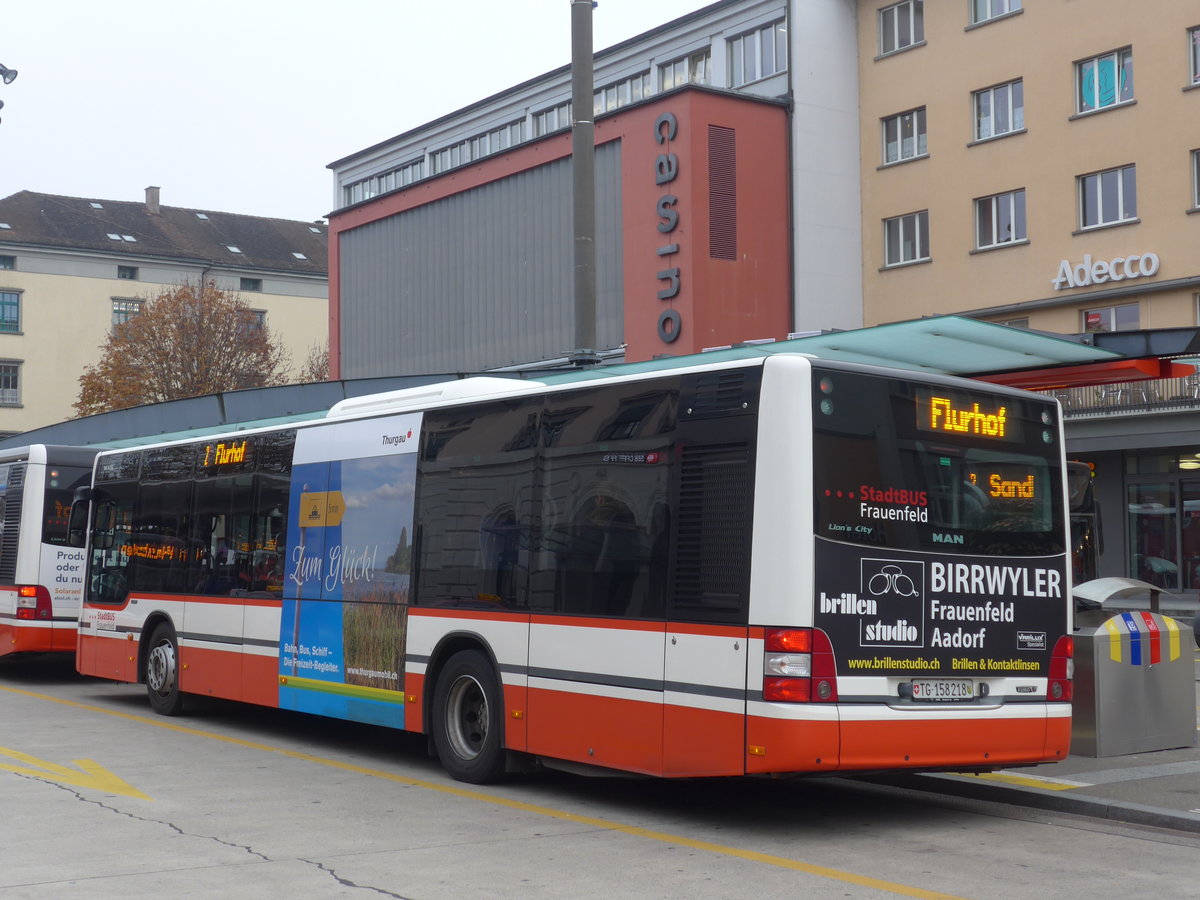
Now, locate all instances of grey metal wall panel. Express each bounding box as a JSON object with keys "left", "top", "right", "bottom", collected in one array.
[{"left": 339, "top": 142, "right": 624, "bottom": 377}]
